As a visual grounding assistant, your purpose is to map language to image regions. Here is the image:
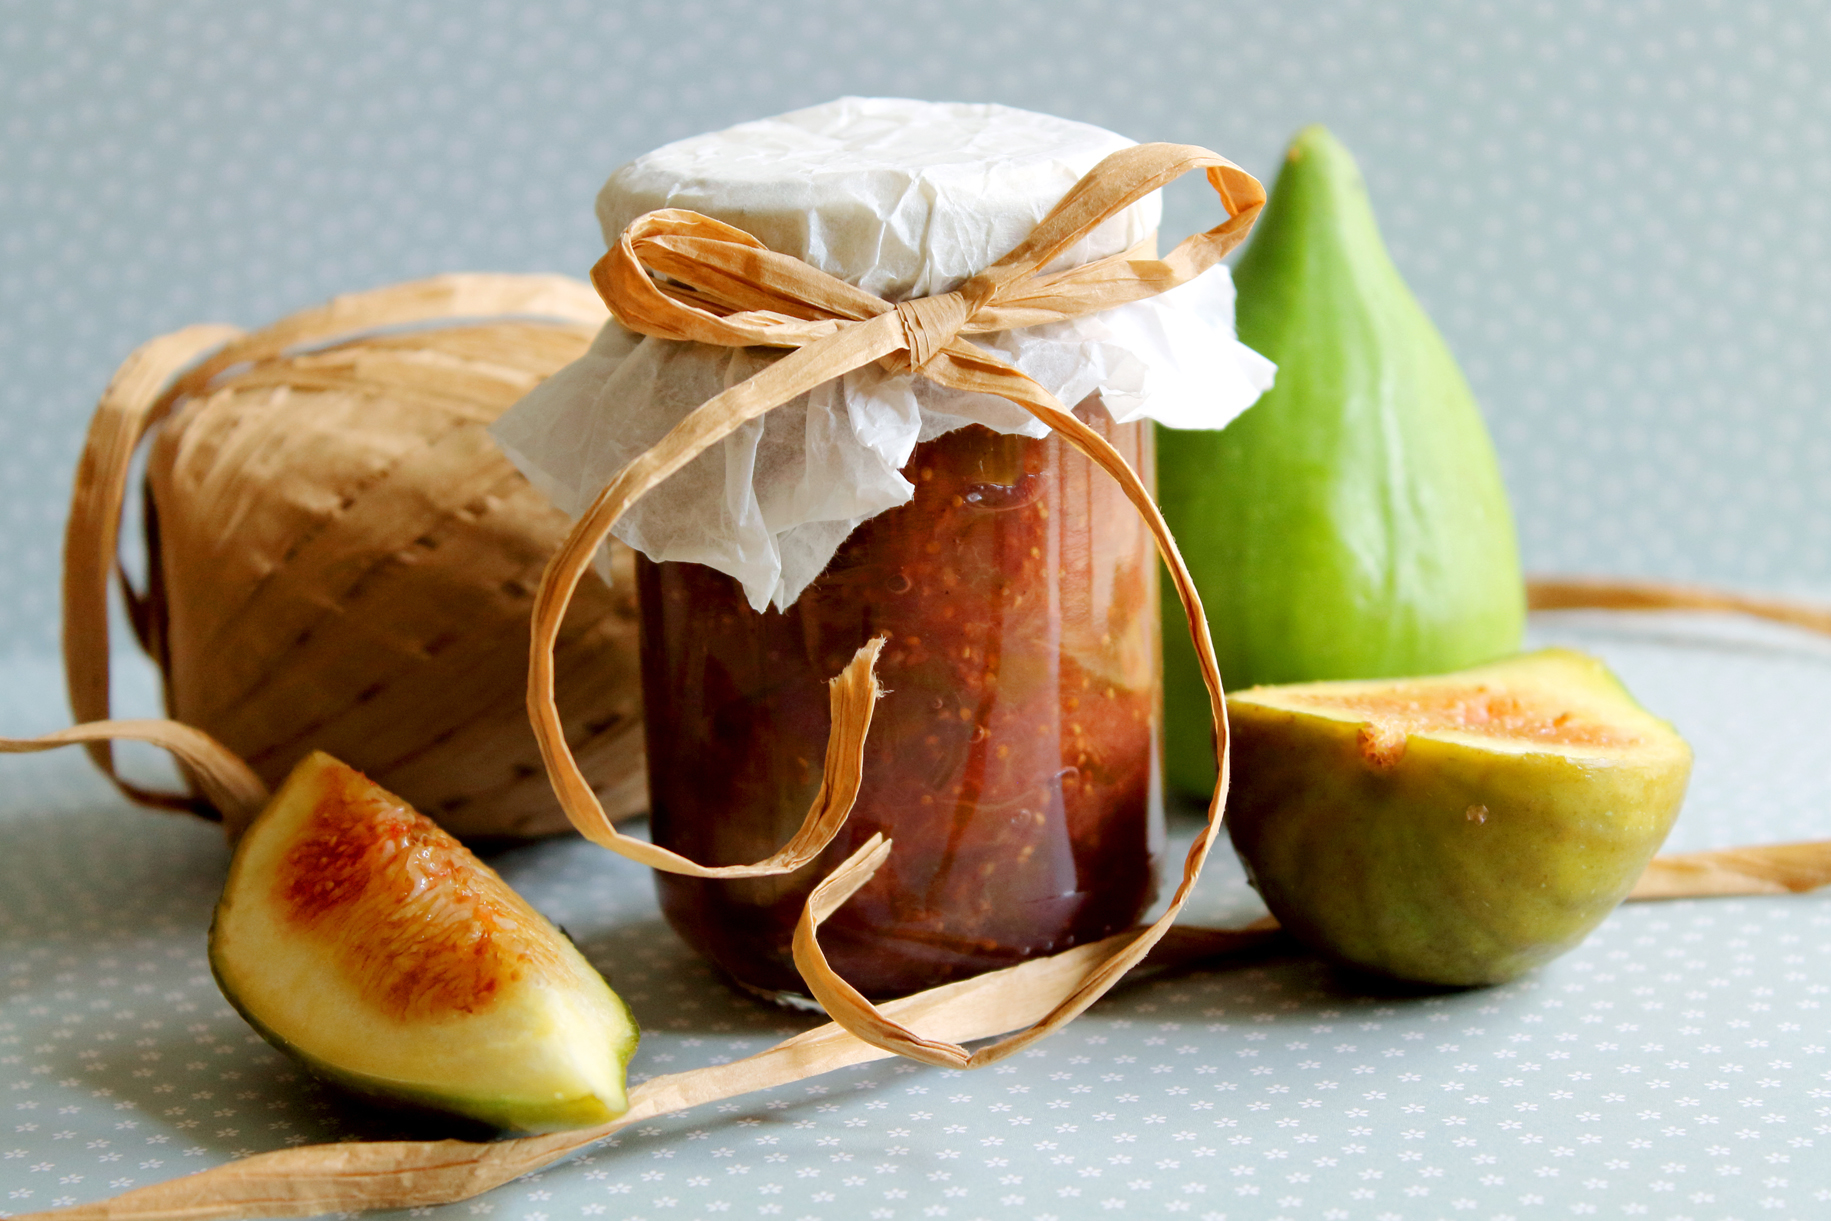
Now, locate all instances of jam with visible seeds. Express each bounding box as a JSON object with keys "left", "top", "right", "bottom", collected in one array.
[
  {"left": 278, "top": 761, "right": 548, "bottom": 1018},
  {"left": 638, "top": 401, "right": 1163, "bottom": 1000}
]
